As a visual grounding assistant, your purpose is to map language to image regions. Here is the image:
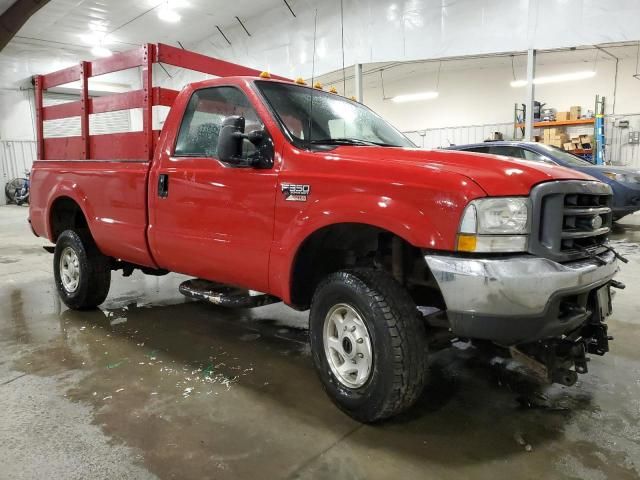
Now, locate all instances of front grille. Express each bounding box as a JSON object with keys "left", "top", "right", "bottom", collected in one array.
[
  {"left": 561, "top": 193, "right": 612, "bottom": 252},
  {"left": 529, "top": 181, "right": 613, "bottom": 262}
]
